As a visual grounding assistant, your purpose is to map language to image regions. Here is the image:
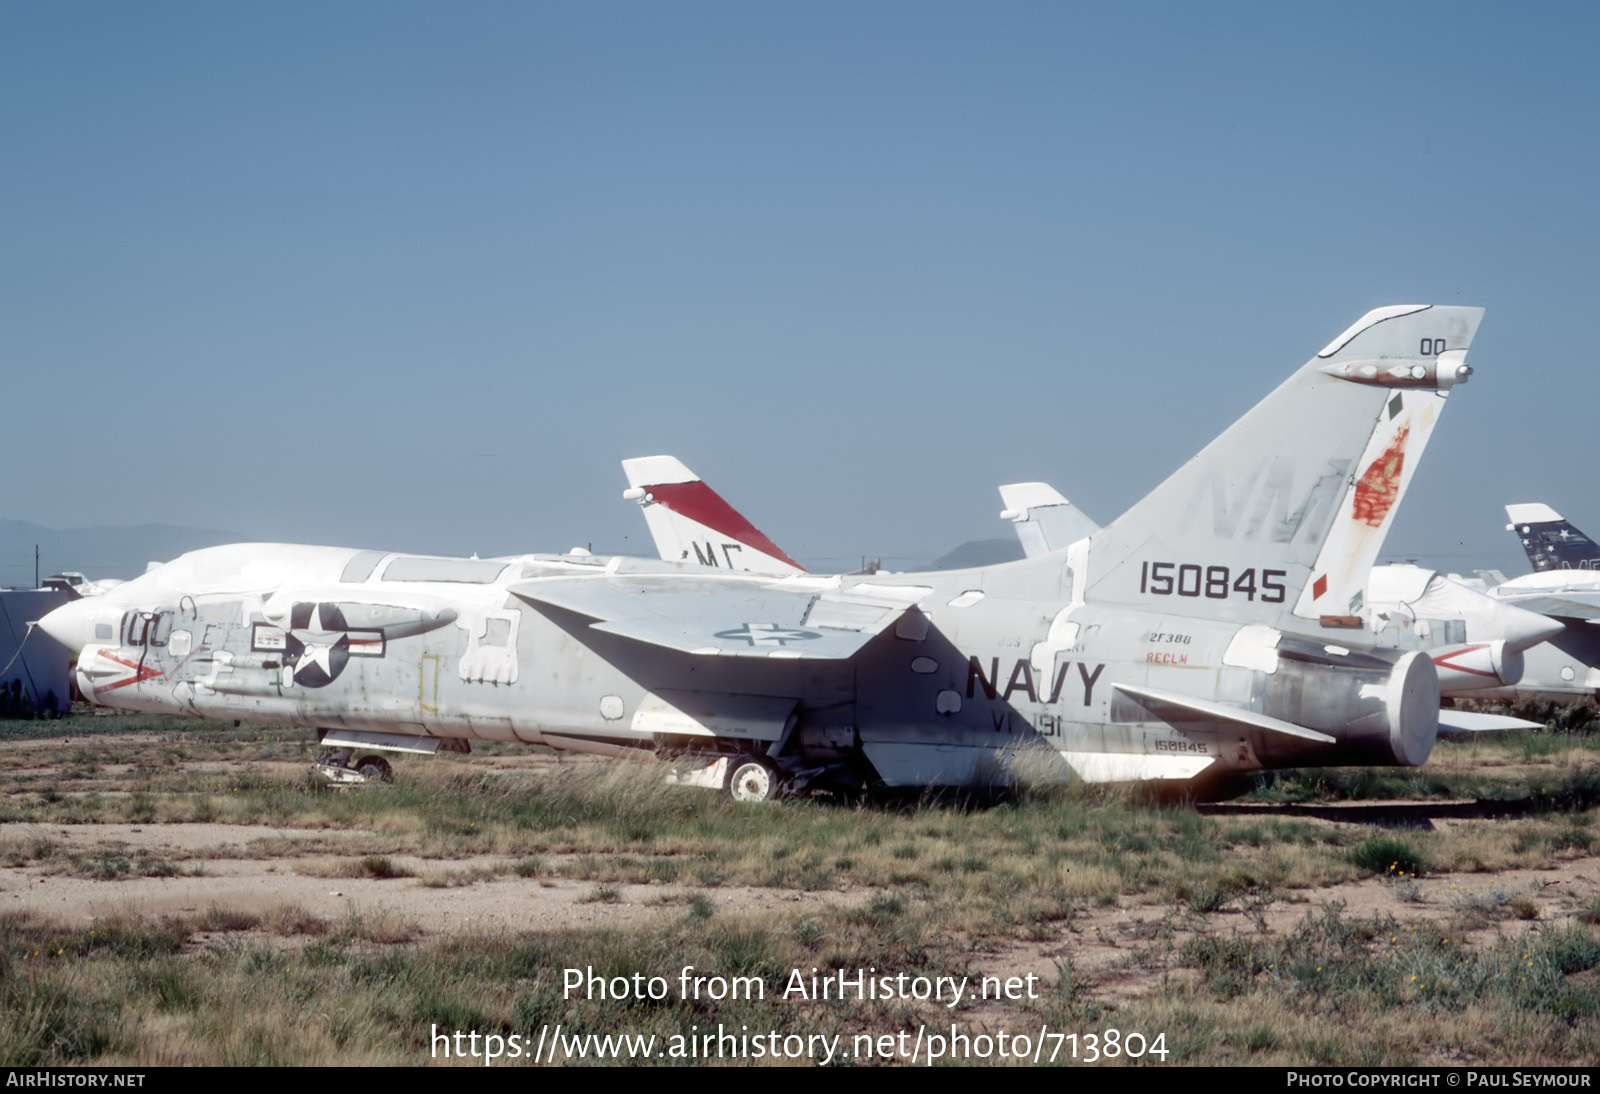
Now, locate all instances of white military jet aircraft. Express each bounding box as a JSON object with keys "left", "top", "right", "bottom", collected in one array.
[
  {"left": 1493, "top": 505, "right": 1600, "bottom": 624},
  {"left": 1451, "top": 504, "right": 1600, "bottom": 701},
  {"left": 40, "top": 572, "right": 123, "bottom": 600},
  {"left": 1506, "top": 504, "right": 1600, "bottom": 574},
  {"left": 41, "top": 304, "right": 1493, "bottom": 798}
]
